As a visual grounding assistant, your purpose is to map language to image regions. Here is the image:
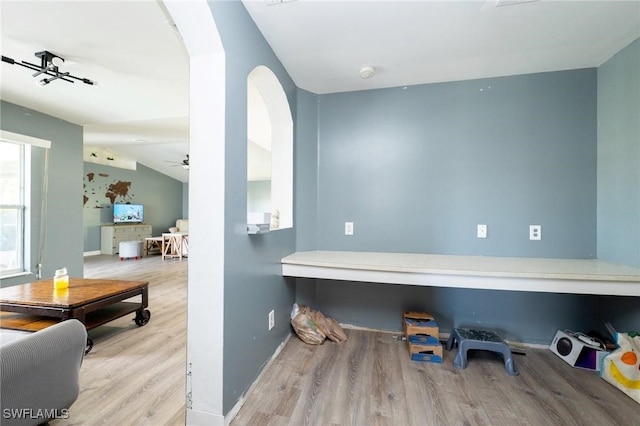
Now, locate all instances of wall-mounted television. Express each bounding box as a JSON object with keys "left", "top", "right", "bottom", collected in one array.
[{"left": 113, "top": 203, "right": 144, "bottom": 224}]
